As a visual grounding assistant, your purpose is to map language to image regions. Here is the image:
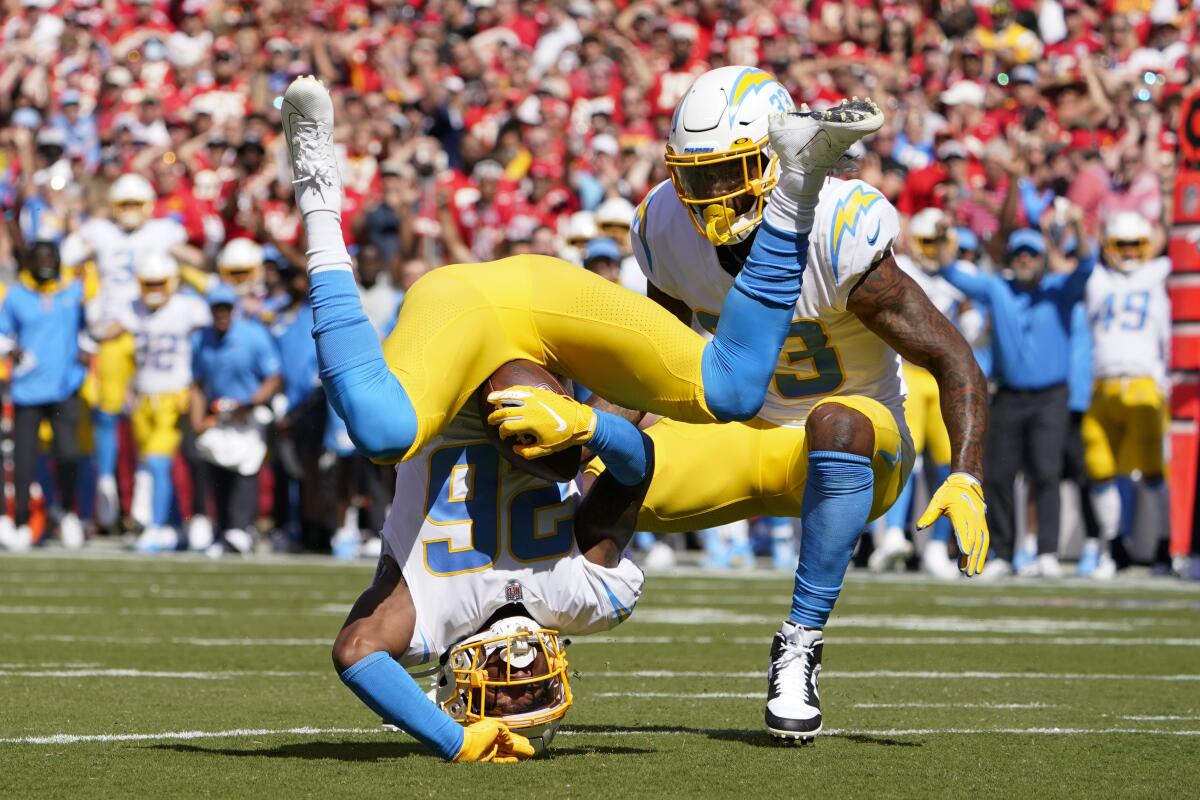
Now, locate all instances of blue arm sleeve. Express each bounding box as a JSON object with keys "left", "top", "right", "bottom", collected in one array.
[
  {"left": 310, "top": 270, "right": 416, "bottom": 460},
  {"left": 1060, "top": 250, "right": 1097, "bottom": 305},
  {"left": 340, "top": 651, "right": 464, "bottom": 760},
  {"left": 701, "top": 222, "right": 806, "bottom": 422},
  {"left": 941, "top": 264, "right": 995, "bottom": 306},
  {"left": 588, "top": 410, "right": 651, "bottom": 486}
]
